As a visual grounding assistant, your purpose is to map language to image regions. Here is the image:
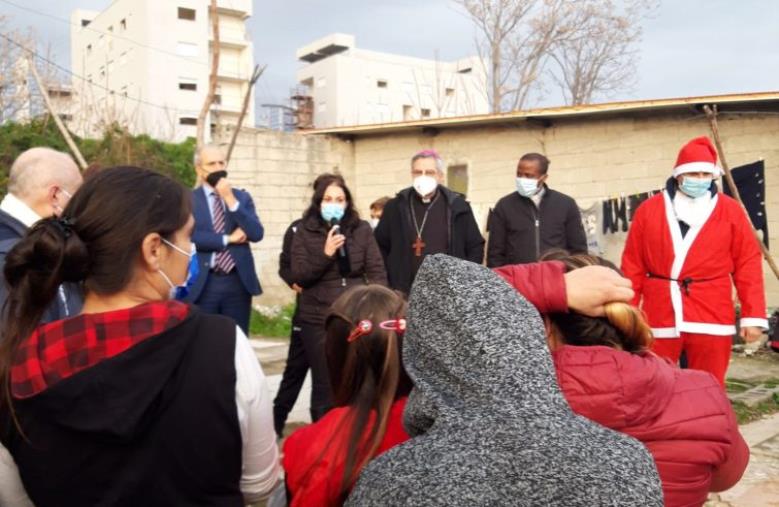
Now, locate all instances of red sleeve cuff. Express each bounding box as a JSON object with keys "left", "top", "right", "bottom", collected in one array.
[{"left": 493, "top": 261, "right": 568, "bottom": 314}]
